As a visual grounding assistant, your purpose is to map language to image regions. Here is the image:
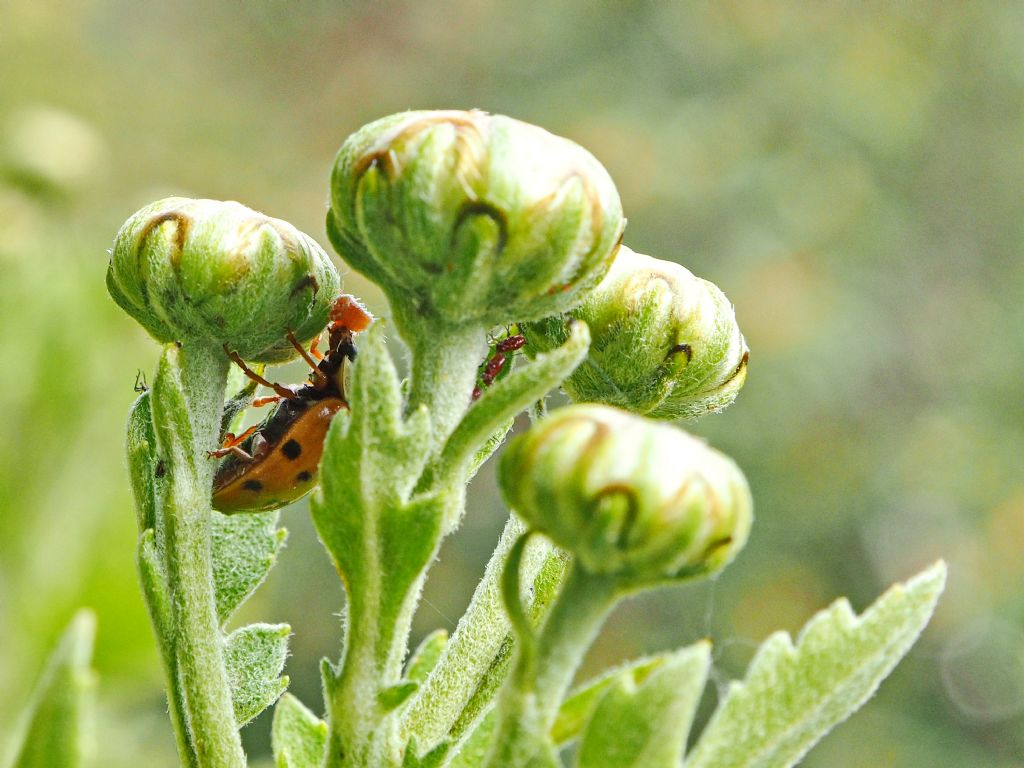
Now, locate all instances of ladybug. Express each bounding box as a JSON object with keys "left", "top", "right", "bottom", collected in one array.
[
  {"left": 472, "top": 331, "right": 526, "bottom": 401},
  {"left": 210, "top": 294, "right": 373, "bottom": 513}
]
